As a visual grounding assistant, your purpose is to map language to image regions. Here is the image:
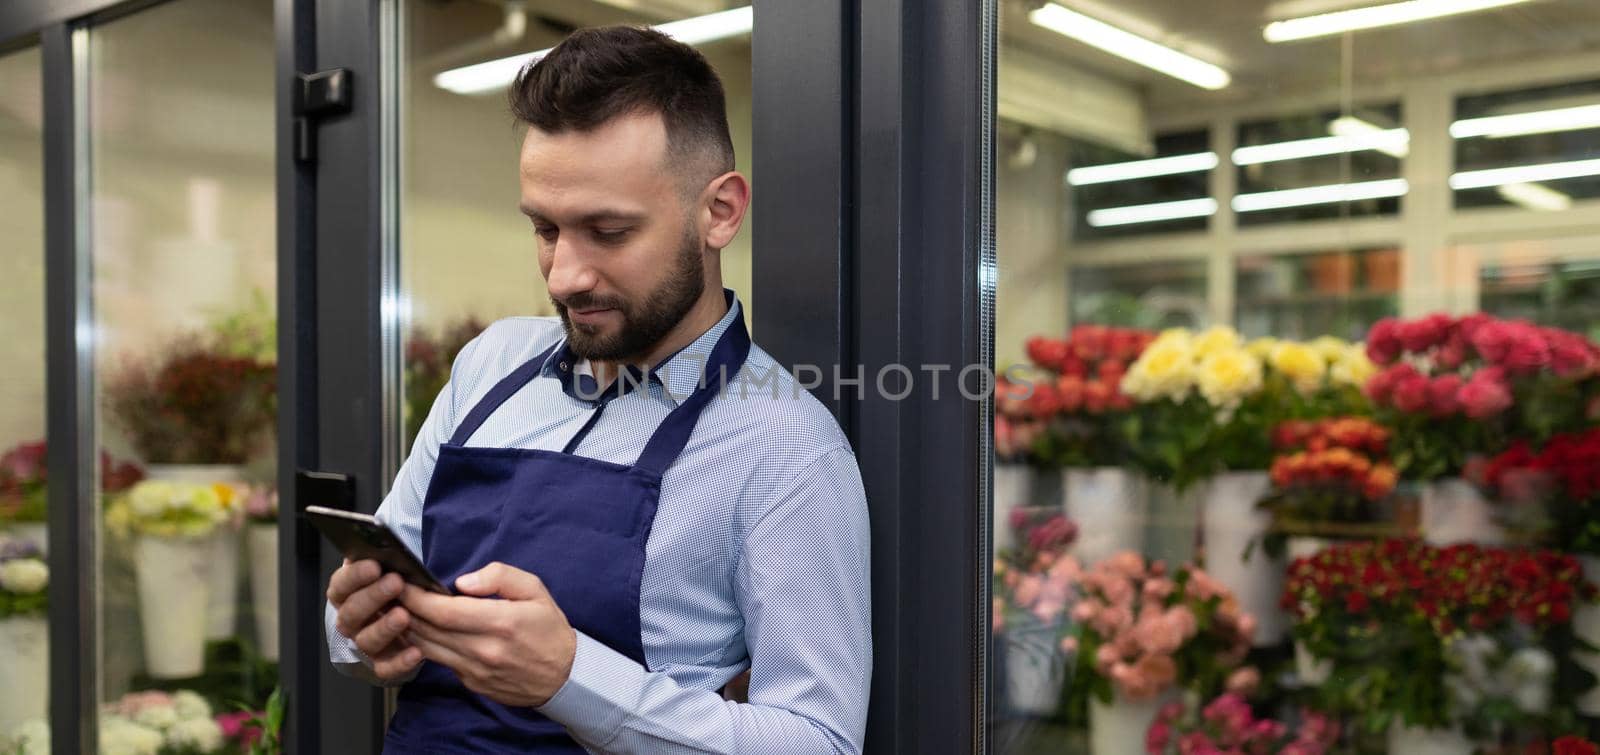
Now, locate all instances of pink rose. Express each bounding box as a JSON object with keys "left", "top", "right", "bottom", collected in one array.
[
  {"left": 1166, "top": 605, "right": 1197, "bottom": 638},
  {"left": 1059, "top": 635, "right": 1078, "bottom": 654},
  {"left": 1142, "top": 577, "right": 1175, "bottom": 602},
  {"left": 1436, "top": 335, "right": 1469, "bottom": 370},
  {"left": 1096, "top": 644, "right": 1122, "bottom": 671},
  {"left": 1105, "top": 551, "right": 1146, "bottom": 578},
  {"left": 1459, "top": 374, "right": 1513, "bottom": 419},
  {"left": 1469, "top": 319, "right": 1518, "bottom": 364},
  {"left": 1398, "top": 313, "right": 1451, "bottom": 352},
  {"left": 1013, "top": 574, "right": 1042, "bottom": 608},
  {"left": 1391, "top": 373, "right": 1430, "bottom": 413},
  {"left": 1072, "top": 602, "right": 1097, "bottom": 623},
  {"left": 1427, "top": 374, "right": 1463, "bottom": 416},
  {"left": 1133, "top": 615, "right": 1184, "bottom": 655},
  {"left": 1225, "top": 666, "right": 1261, "bottom": 695},
  {"left": 1235, "top": 612, "right": 1258, "bottom": 643},
  {"left": 1134, "top": 653, "right": 1177, "bottom": 690}
]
